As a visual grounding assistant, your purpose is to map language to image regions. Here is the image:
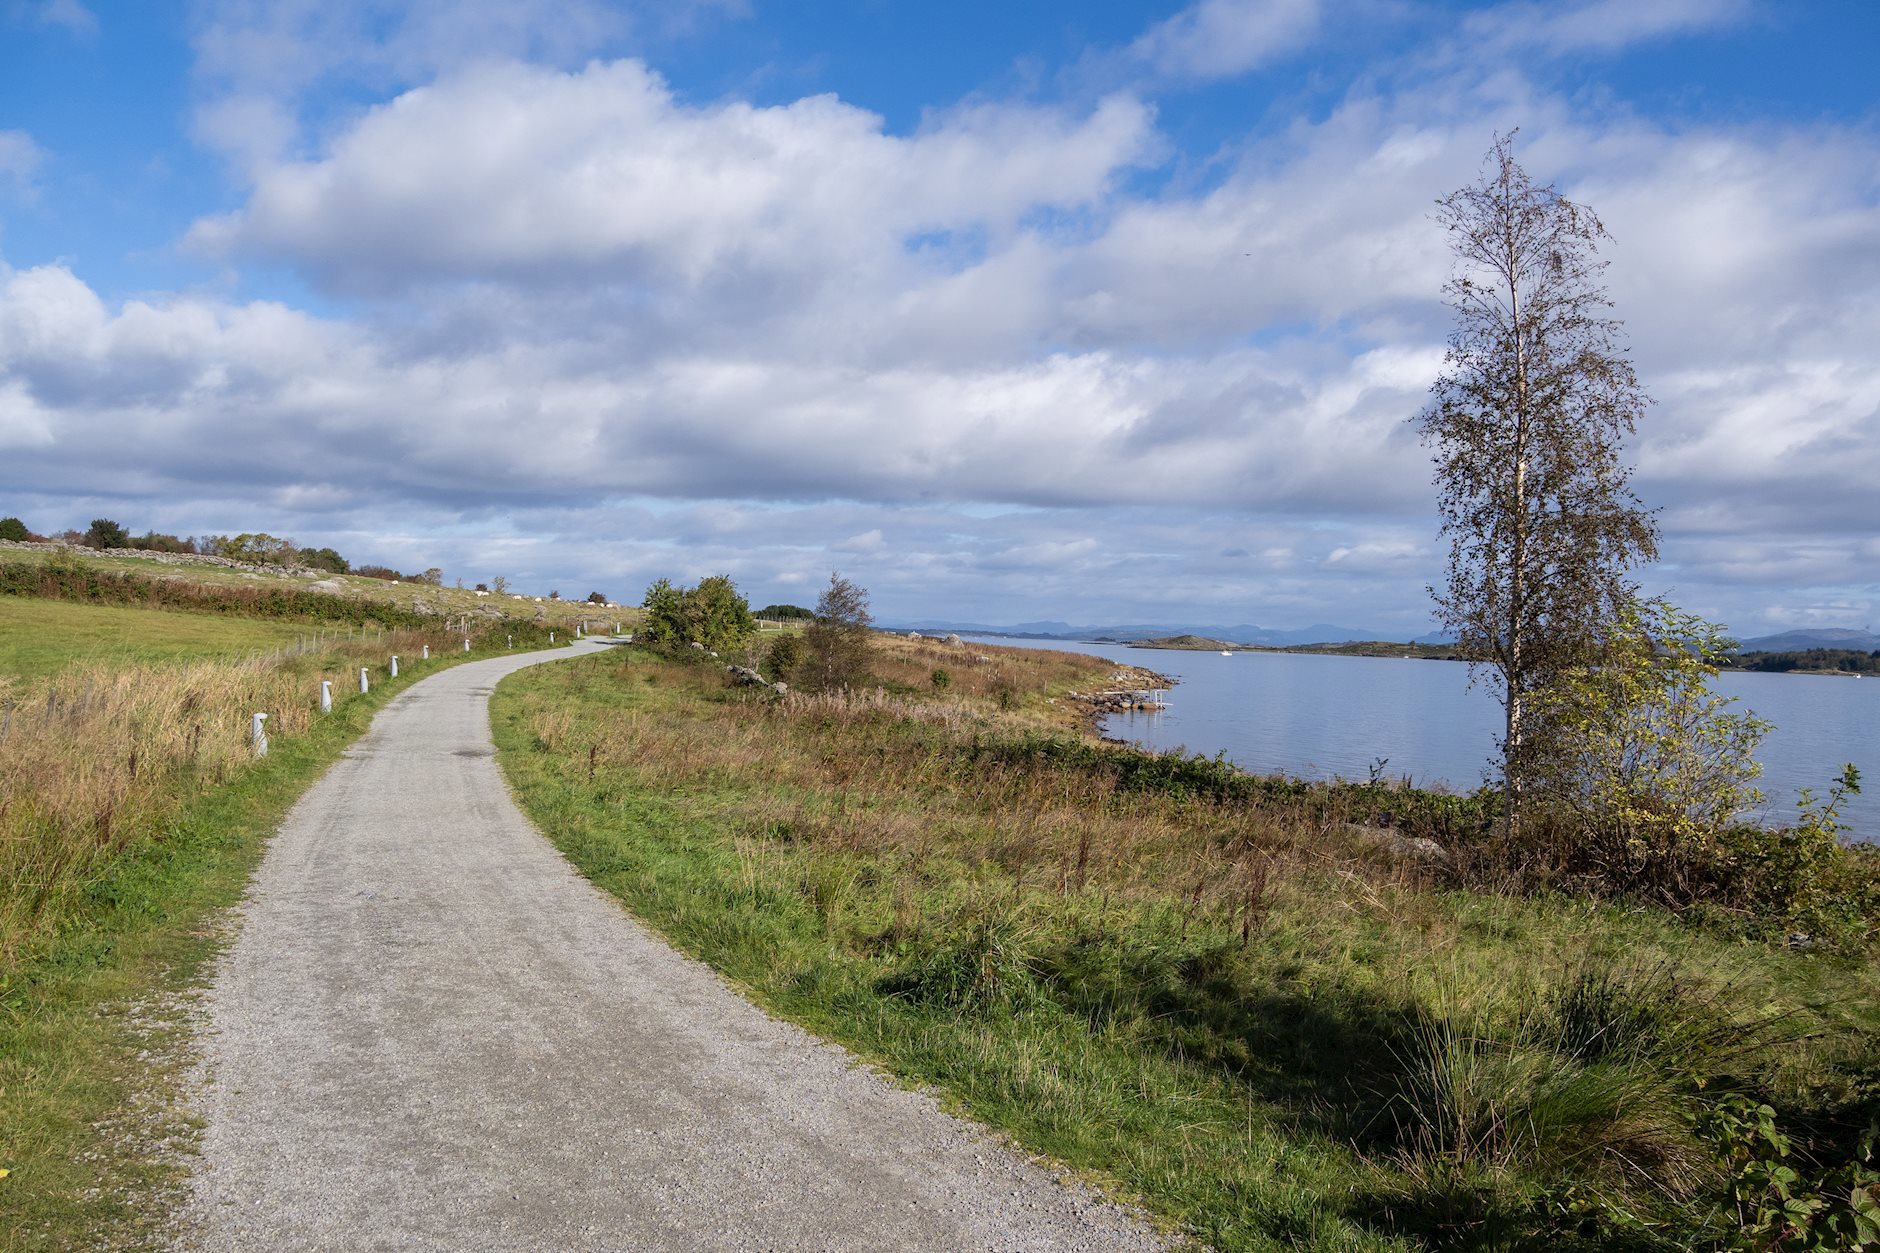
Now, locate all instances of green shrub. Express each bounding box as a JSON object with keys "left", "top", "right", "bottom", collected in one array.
[
  {"left": 766, "top": 633, "right": 804, "bottom": 682},
  {"left": 1690, "top": 1095, "right": 1880, "bottom": 1251},
  {"left": 639, "top": 575, "right": 754, "bottom": 653},
  {"left": 83, "top": 518, "right": 129, "bottom": 549}
]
